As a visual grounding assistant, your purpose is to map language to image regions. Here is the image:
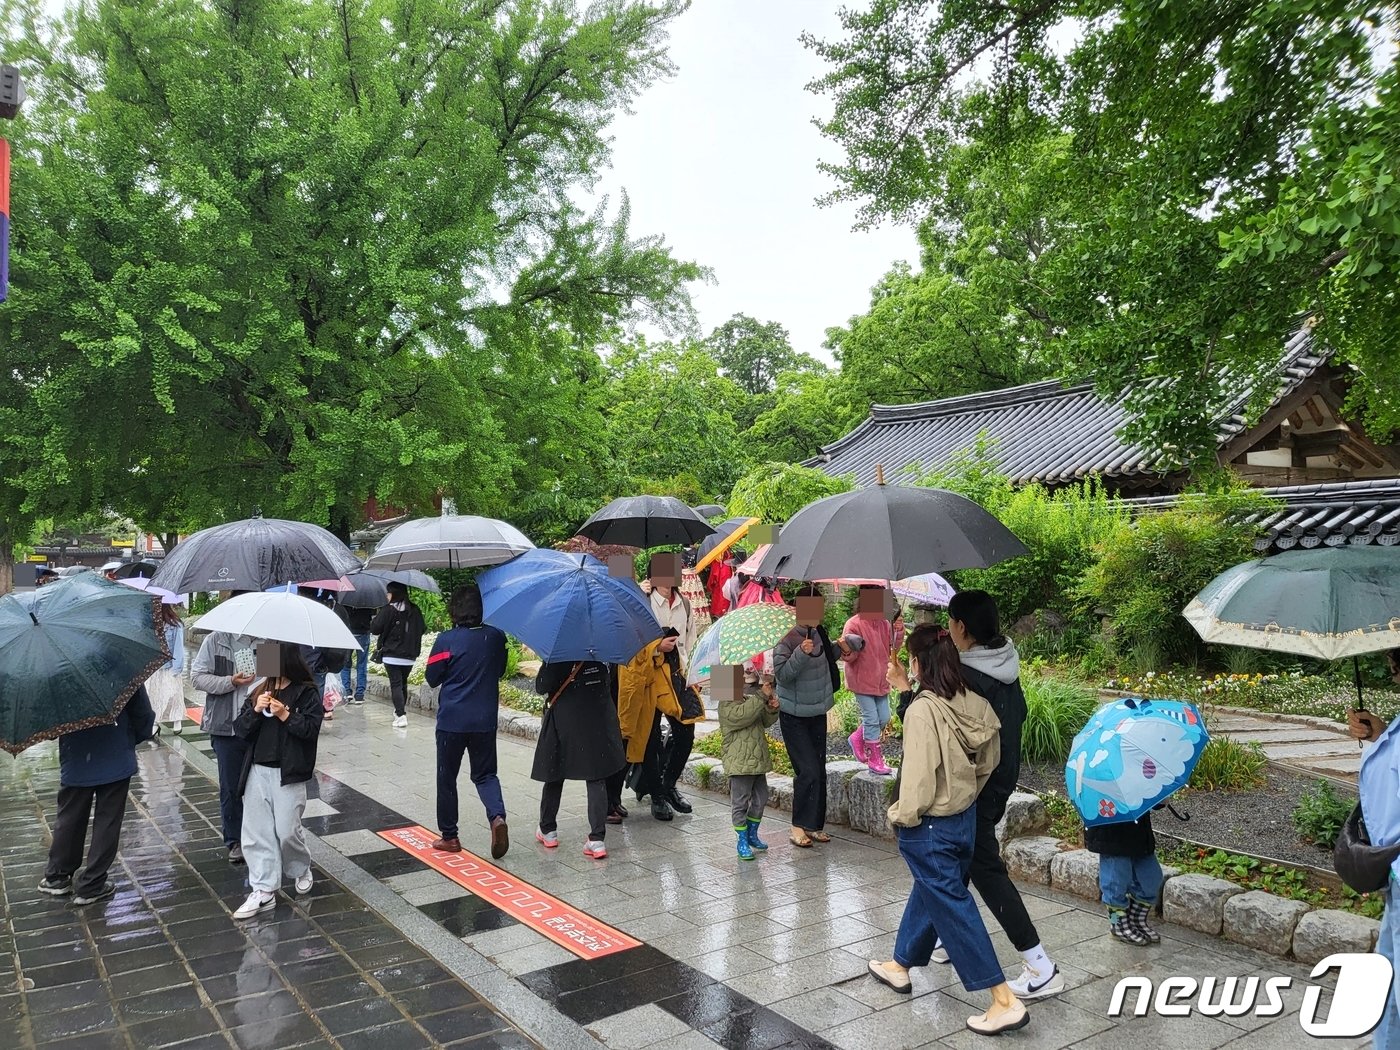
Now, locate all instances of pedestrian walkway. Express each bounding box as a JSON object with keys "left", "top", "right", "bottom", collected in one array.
[
  {"left": 1209, "top": 707, "right": 1362, "bottom": 782},
  {"left": 2, "top": 697, "right": 1376, "bottom": 1049}
]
